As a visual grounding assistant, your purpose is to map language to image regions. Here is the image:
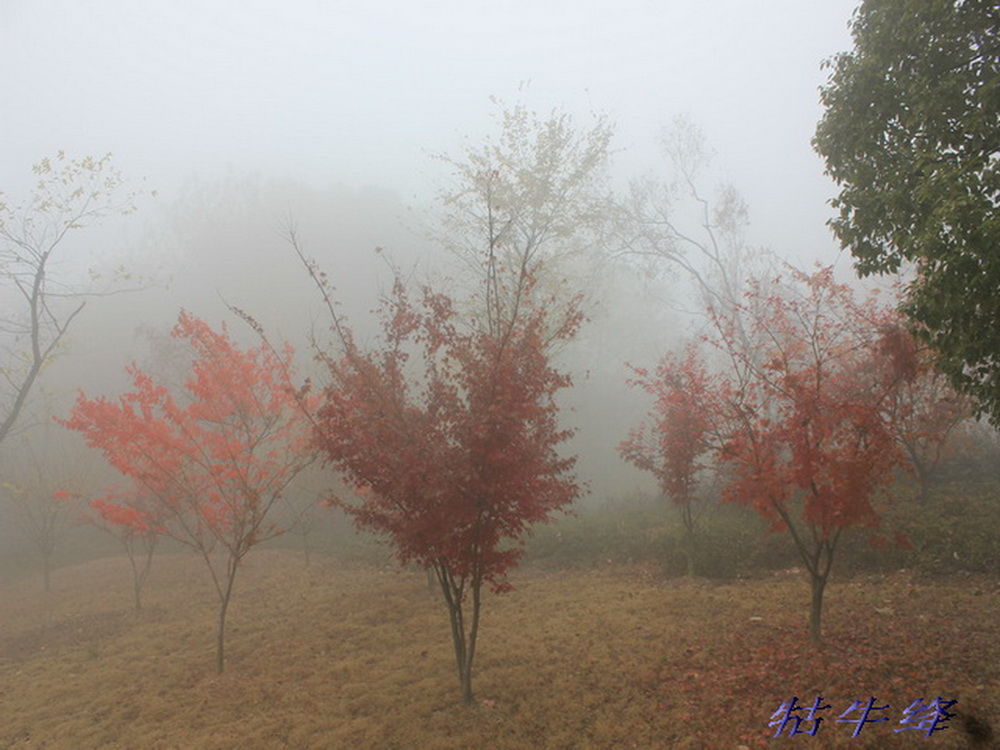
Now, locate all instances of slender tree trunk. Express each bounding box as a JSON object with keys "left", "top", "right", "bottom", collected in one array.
[
  {"left": 215, "top": 558, "right": 240, "bottom": 674},
  {"left": 904, "top": 444, "right": 930, "bottom": 504},
  {"left": 683, "top": 528, "right": 696, "bottom": 577},
  {"left": 809, "top": 572, "right": 828, "bottom": 644},
  {"left": 436, "top": 564, "right": 482, "bottom": 704},
  {"left": 128, "top": 554, "right": 142, "bottom": 611},
  {"left": 462, "top": 581, "right": 482, "bottom": 703},
  {"left": 681, "top": 500, "right": 697, "bottom": 577},
  {"left": 38, "top": 513, "right": 59, "bottom": 592},
  {"left": 127, "top": 538, "right": 156, "bottom": 611},
  {"left": 441, "top": 582, "right": 469, "bottom": 701},
  {"left": 772, "top": 496, "right": 840, "bottom": 644},
  {"left": 216, "top": 594, "right": 230, "bottom": 675}
]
